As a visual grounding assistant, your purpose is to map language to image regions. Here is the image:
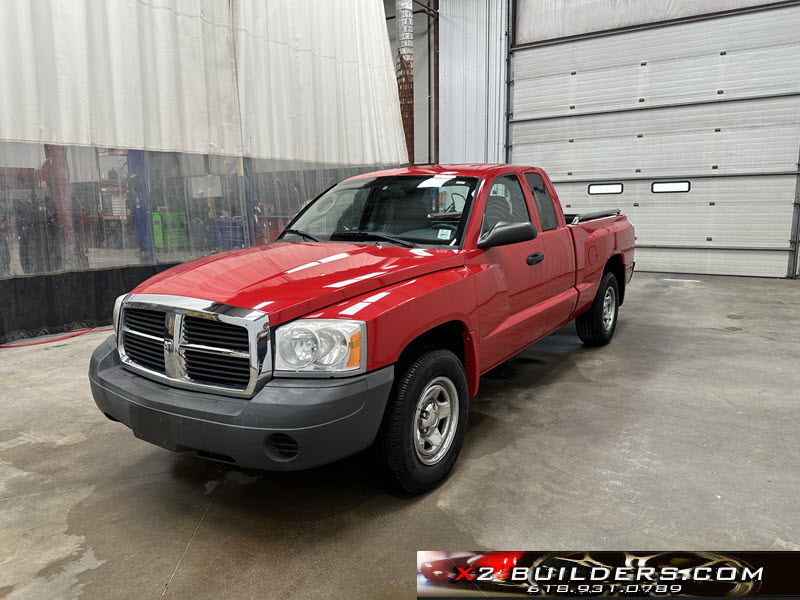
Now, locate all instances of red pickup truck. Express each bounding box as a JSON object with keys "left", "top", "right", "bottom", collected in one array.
[{"left": 89, "top": 164, "right": 634, "bottom": 493}]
